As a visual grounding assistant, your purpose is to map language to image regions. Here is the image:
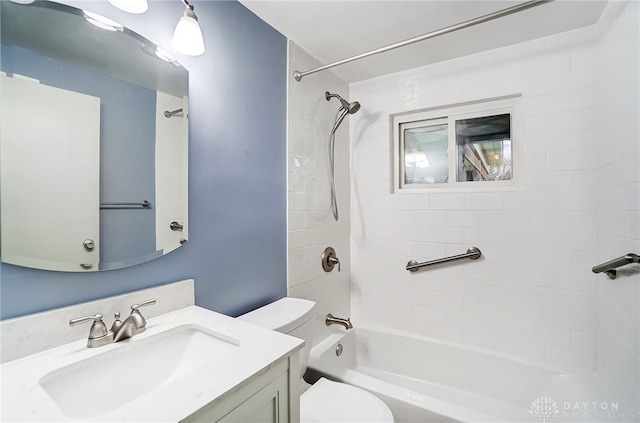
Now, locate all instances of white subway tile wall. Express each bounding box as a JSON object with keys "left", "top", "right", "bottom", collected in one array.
[
  {"left": 349, "top": 2, "right": 637, "bottom": 387},
  {"left": 287, "top": 42, "right": 351, "bottom": 343},
  {"left": 594, "top": 1, "right": 640, "bottom": 412}
]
